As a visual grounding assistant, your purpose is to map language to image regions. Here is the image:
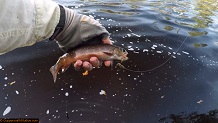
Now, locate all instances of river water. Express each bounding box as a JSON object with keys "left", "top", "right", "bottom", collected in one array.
[{"left": 0, "top": 0, "right": 218, "bottom": 123}]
